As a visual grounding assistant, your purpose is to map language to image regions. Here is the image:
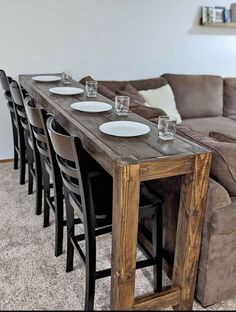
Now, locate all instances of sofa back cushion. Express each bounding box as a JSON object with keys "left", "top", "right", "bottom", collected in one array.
[
  {"left": 223, "top": 78, "right": 236, "bottom": 117},
  {"left": 162, "top": 74, "right": 223, "bottom": 119},
  {"left": 79, "top": 77, "right": 167, "bottom": 122},
  {"left": 177, "top": 126, "right": 236, "bottom": 196},
  {"left": 117, "top": 84, "right": 167, "bottom": 121},
  {"left": 79, "top": 76, "right": 167, "bottom": 92}
]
